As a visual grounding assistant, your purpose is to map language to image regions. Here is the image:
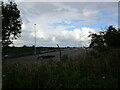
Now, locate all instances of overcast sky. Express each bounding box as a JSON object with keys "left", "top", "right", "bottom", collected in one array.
[{"left": 9, "top": 0, "right": 118, "bottom": 47}]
